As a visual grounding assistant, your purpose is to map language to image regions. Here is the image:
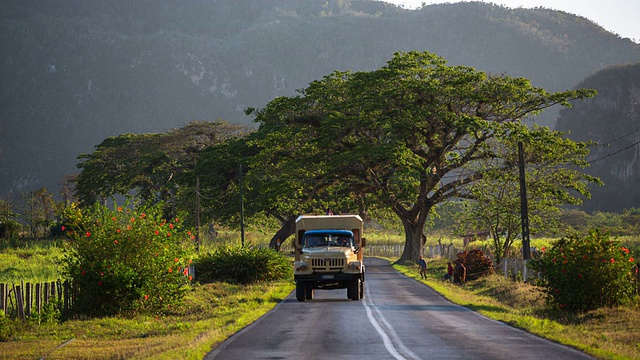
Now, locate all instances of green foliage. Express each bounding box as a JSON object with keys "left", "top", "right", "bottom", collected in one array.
[
  {"left": 250, "top": 50, "right": 595, "bottom": 263},
  {"left": 195, "top": 245, "right": 292, "bottom": 284},
  {"left": 0, "top": 310, "right": 13, "bottom": 341},
  {"left": 0, "top": 219, "right": 20, "bottom": 240},
  {"left": 74, "top": 121, "right": 249, "bottom": 224},
  {"left": 28, "top": 299, "right": 61, "bottom": 325},
  {"left": 60, "top": 201, "right": 195, "bottom": 317},
  {"left": 529, "top": 229, "right": 637, "bottom": 312},
  {"left": 456, "top": 249, "right": 494, "bottom": 281}
]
